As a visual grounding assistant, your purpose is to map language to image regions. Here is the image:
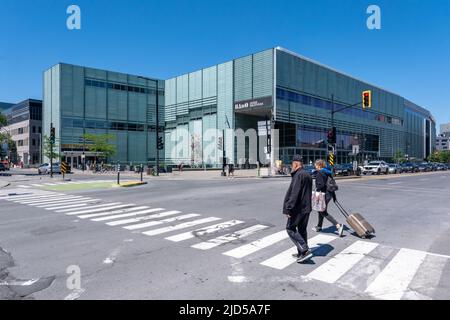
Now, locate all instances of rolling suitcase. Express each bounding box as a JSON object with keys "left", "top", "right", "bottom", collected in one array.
[{"left": 334, "top": 201, "right": 375, "bottom": 239}]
